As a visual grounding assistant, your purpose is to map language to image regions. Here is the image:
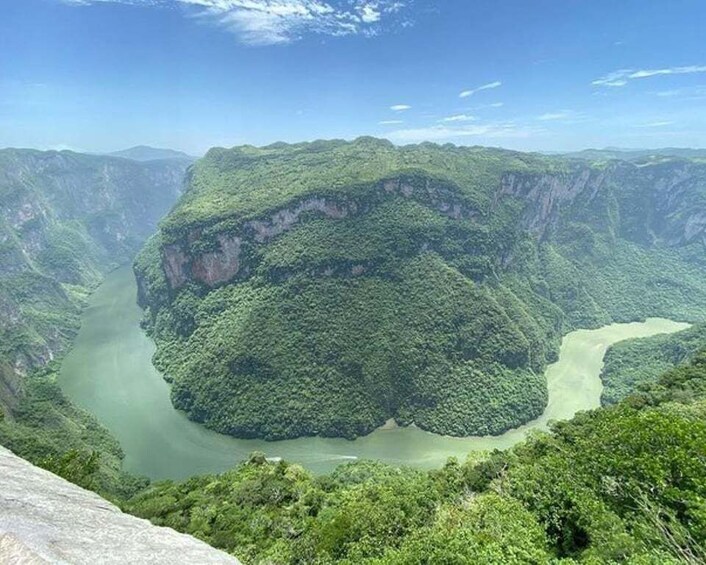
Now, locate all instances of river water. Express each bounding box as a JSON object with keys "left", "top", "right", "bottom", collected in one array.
[{"left": 58, "top": 266, "right": 690, "bottom": 480}]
